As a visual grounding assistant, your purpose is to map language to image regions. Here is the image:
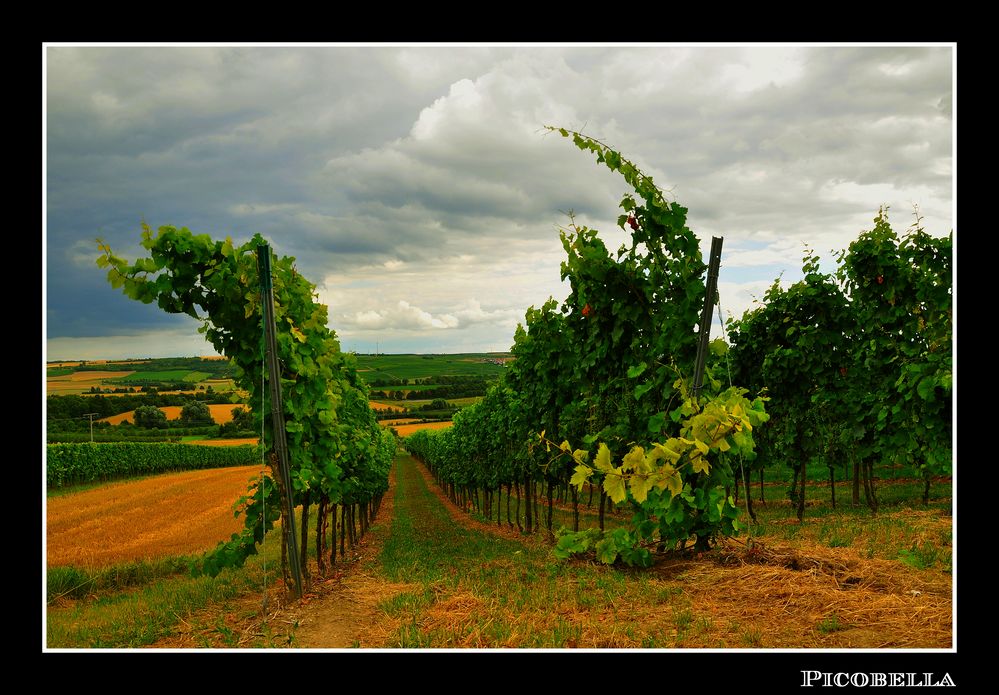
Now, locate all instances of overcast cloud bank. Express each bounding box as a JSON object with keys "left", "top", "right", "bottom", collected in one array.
[{"left": 45, "top": 44, "right": 953, "bottom": 360}]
